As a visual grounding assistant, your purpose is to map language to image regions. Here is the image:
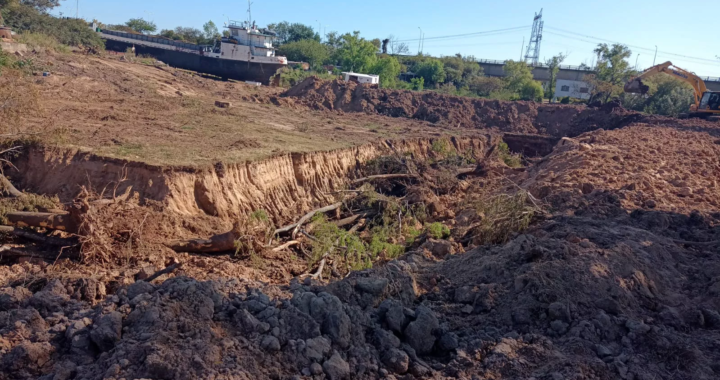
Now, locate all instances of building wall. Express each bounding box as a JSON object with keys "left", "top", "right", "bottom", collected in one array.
[{"left": 555, "top": 79, "right": 591, "bottom": 100}]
